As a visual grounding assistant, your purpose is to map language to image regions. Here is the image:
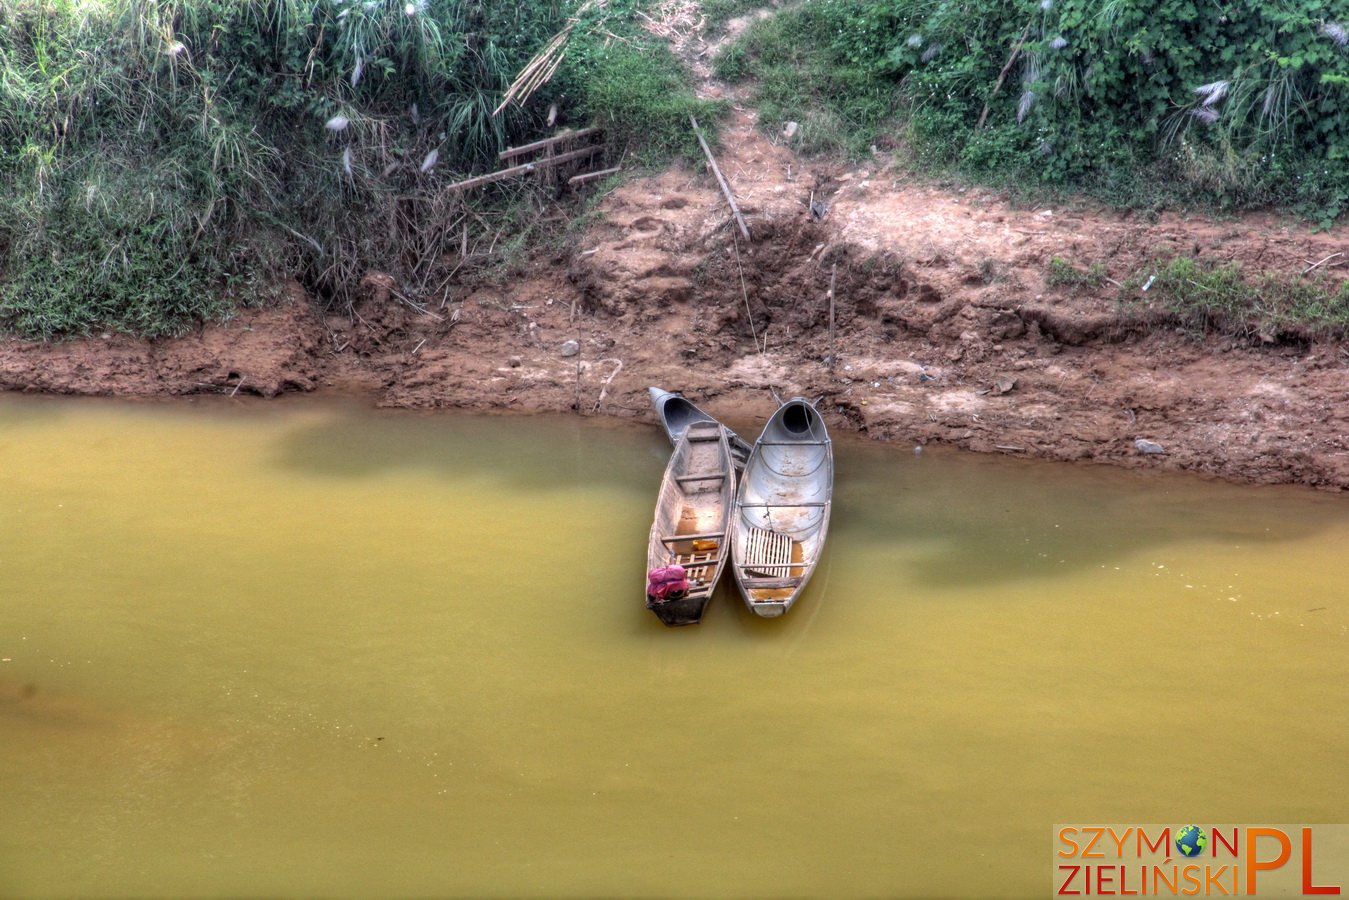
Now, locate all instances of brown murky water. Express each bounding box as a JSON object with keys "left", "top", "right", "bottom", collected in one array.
[{"left": 1, "top": 396, "right": 1346, "bottom": 897}]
